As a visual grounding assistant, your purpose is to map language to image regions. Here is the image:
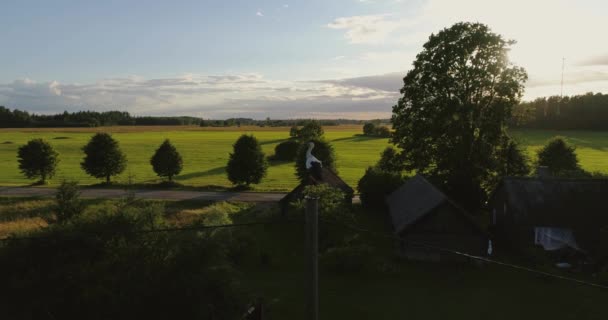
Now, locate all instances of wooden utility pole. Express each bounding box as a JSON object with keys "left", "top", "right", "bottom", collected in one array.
[{"left": 305, "top": 196, "right": 319, "bottom": 320}]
